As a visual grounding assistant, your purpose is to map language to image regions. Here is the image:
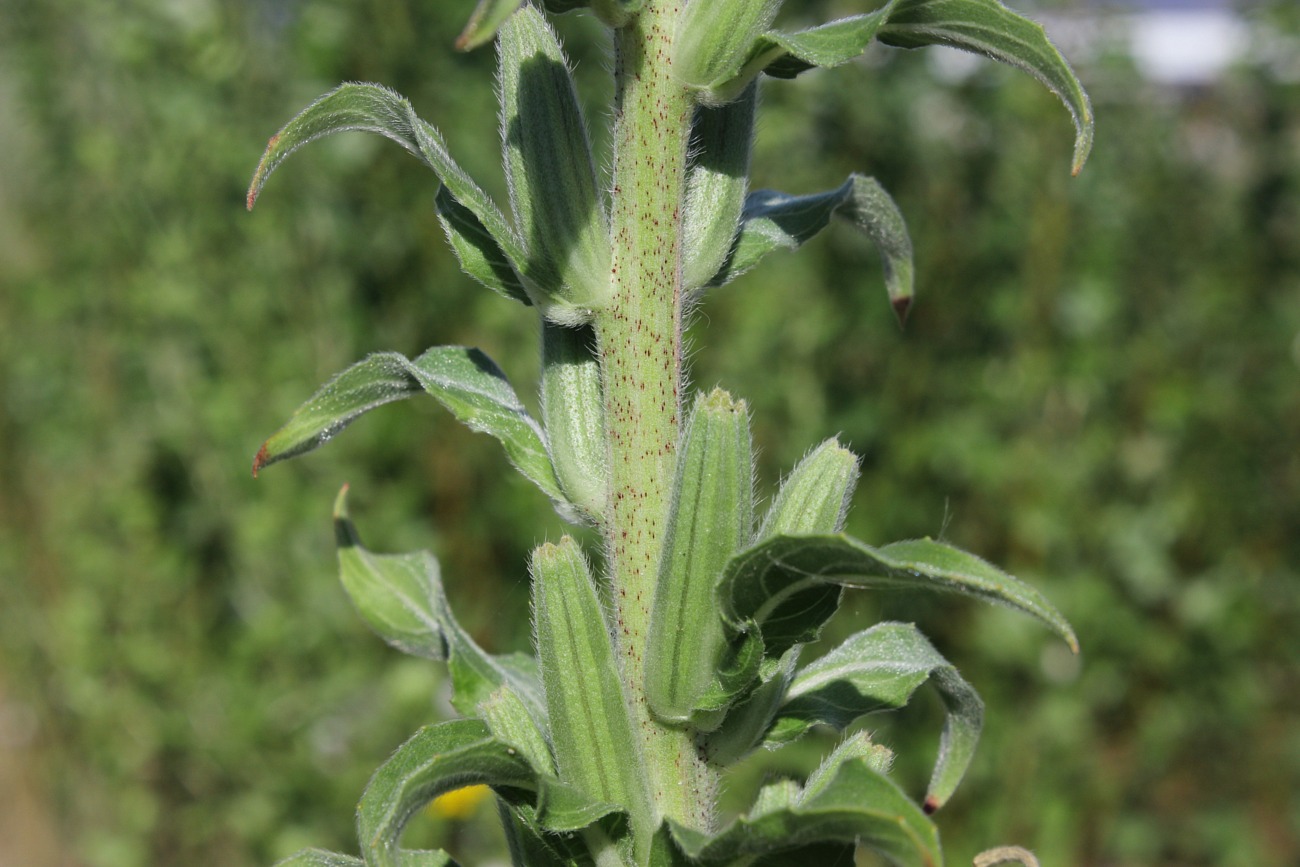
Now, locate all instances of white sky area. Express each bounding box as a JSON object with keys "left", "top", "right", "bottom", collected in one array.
[{"left": 925, "top": 1, "right": 1294, "bottom": 87}]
